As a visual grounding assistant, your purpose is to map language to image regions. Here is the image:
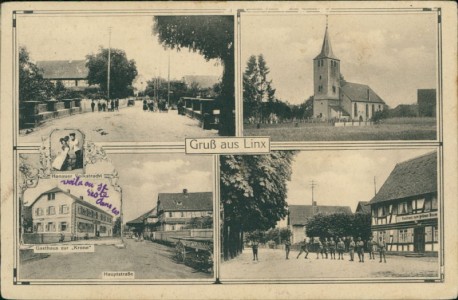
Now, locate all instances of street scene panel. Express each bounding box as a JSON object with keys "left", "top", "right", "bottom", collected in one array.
[
  {"left": 220, "top": 149, "right": 439, "bottom": 280},
  {"left": 17, "top": 14, "right": 235, "bottom": 143},
  {"left": 18, "top": 150, "right": 215, "bottom": 281},
  {"left": 241, "top": 13, "right": 437, "bottom": 141}
]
